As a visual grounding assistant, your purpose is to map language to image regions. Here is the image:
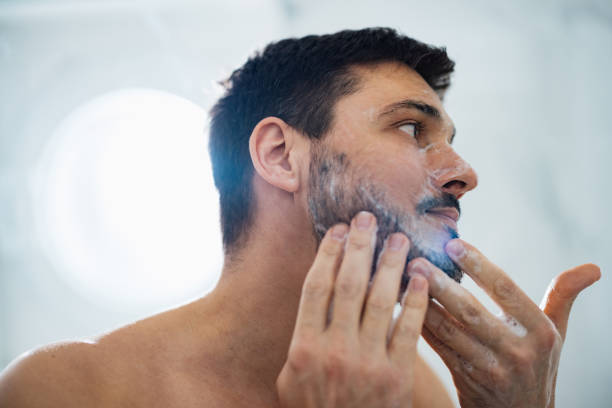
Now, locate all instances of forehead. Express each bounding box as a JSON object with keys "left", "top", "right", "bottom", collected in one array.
[{"left": 334, "top": 61, "right": 449, "bottom": 122}]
